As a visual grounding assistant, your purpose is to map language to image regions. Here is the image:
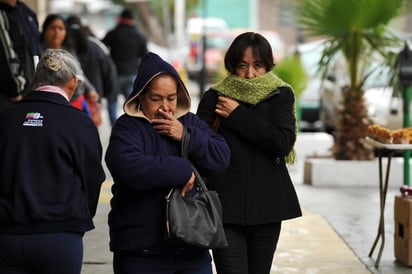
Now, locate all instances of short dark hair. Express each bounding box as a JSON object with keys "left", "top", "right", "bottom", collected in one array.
[
  {"left": 120, "top": 8, "right": 133, "bottom": 19},
  {"left": 224, "top": 32, "right": 274, "bottom": 74}
]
